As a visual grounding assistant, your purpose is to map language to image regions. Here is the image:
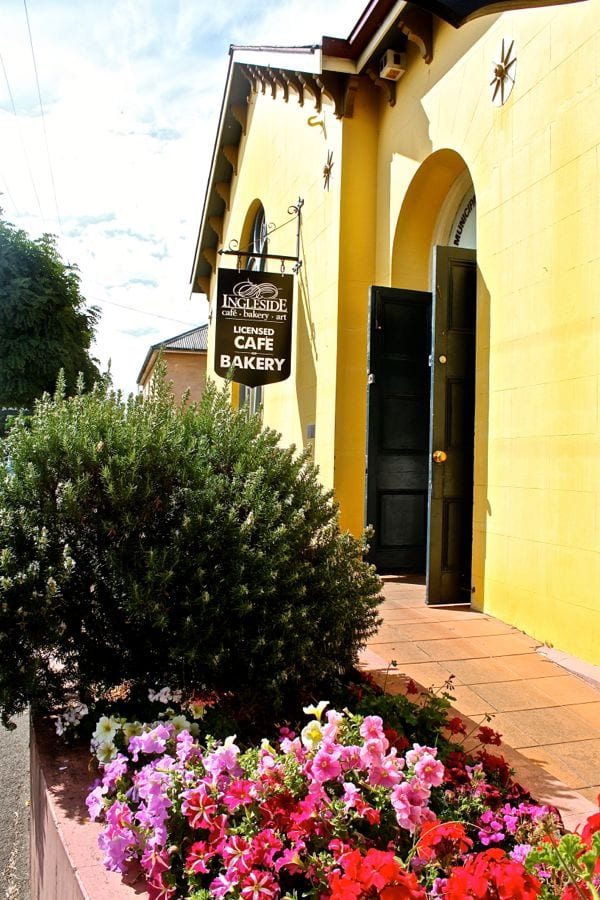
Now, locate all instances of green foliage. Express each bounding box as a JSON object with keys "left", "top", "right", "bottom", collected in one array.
[
  {"left": 526, "top": 830, "right": 600, "bottom": 899},
  {"left": 349, "top": 672, "right": 457, "bottom": 756},
  {"left": 0, "top": 377, "right": 382, "bottom": 726},
  {"left": 0, "top": 216, "right": 100, "bottom": 406},
  {"left": 0, "top": 407, "right": 27, "bottom": 439}
]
